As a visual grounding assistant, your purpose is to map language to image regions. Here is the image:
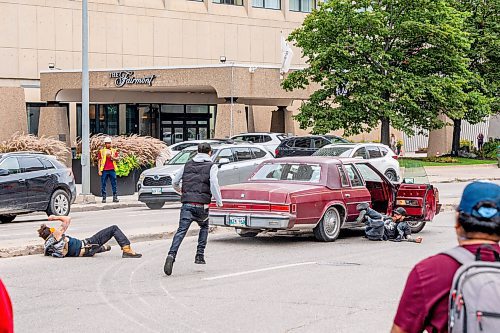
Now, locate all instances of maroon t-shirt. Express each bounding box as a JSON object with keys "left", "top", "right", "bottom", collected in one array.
[{"left": 394, "top": 243, "right": 500, "bottom": 333}]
